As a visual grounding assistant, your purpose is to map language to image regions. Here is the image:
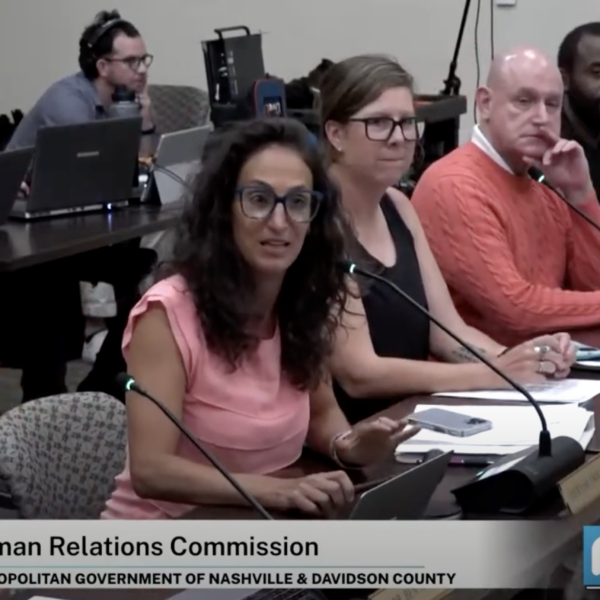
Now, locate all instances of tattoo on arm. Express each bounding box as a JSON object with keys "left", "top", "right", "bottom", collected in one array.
[{"left": 448, "top": 346, "right": 487, "bottom": 364}]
